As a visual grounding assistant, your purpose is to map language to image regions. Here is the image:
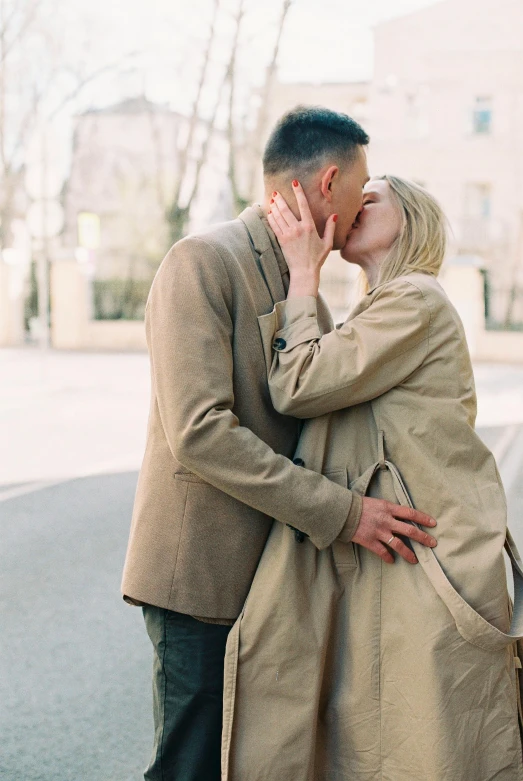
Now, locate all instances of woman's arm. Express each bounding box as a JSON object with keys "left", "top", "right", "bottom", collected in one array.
[{"left": 258, "top": 278, "right": 432, "bottom": 418}]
